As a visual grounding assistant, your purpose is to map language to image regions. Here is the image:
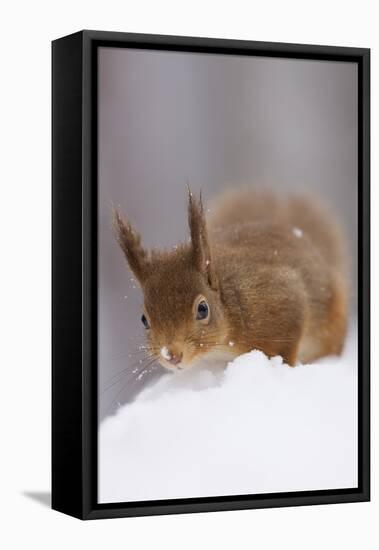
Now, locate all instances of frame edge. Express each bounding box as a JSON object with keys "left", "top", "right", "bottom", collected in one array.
[{"left": 52, "top": 31, "right": 86, "bottom": 520}]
